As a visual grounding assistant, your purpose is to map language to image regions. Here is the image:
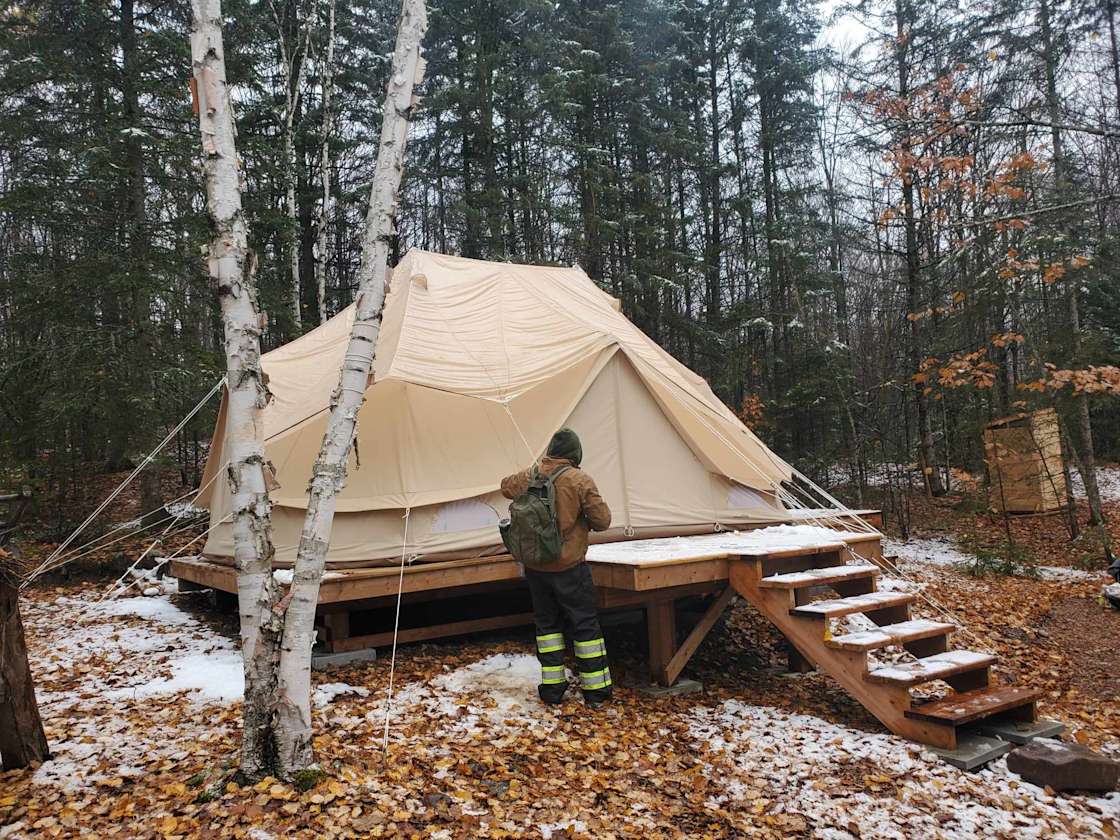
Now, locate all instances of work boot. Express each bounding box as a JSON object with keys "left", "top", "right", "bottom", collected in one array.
[
  {"left": 538, "top": 684, "right": 568, "bottom": 705},
  {"left": 583, "top": 690, "right": 611, "bottom": 709}
]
